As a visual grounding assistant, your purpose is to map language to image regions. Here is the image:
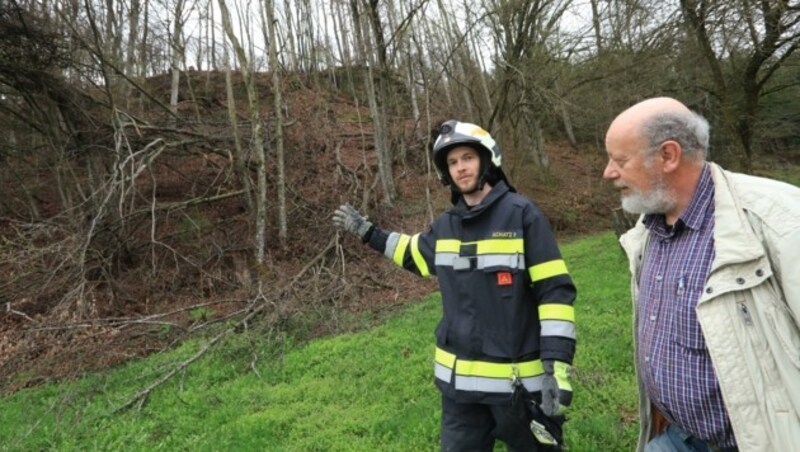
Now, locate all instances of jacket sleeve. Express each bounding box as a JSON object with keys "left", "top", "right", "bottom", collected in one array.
[
  {"left": 364, "top": 225, "right": 436, "bottom": 278},
  {"left": 760, "top": 212, "right": 800, "bottom": 328},
  {"left": 523, "top": 204, "right": 577, "bottom": 364}
]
